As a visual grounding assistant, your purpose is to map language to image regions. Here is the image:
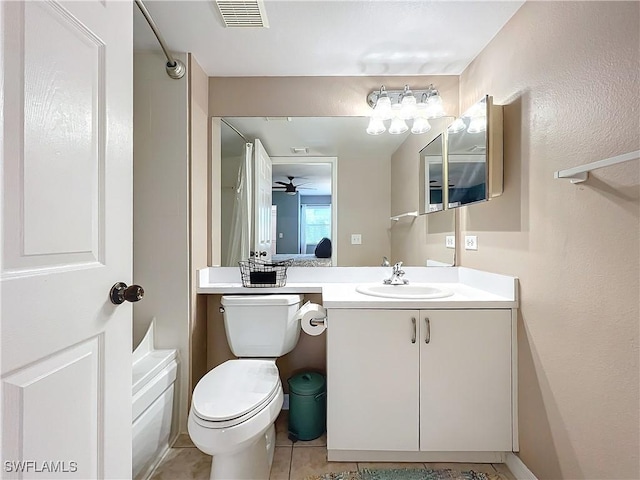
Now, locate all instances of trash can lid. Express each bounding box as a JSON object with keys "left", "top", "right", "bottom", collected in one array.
[{"left": 287, "top": 372, "right": 325, "bottom": 395}]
